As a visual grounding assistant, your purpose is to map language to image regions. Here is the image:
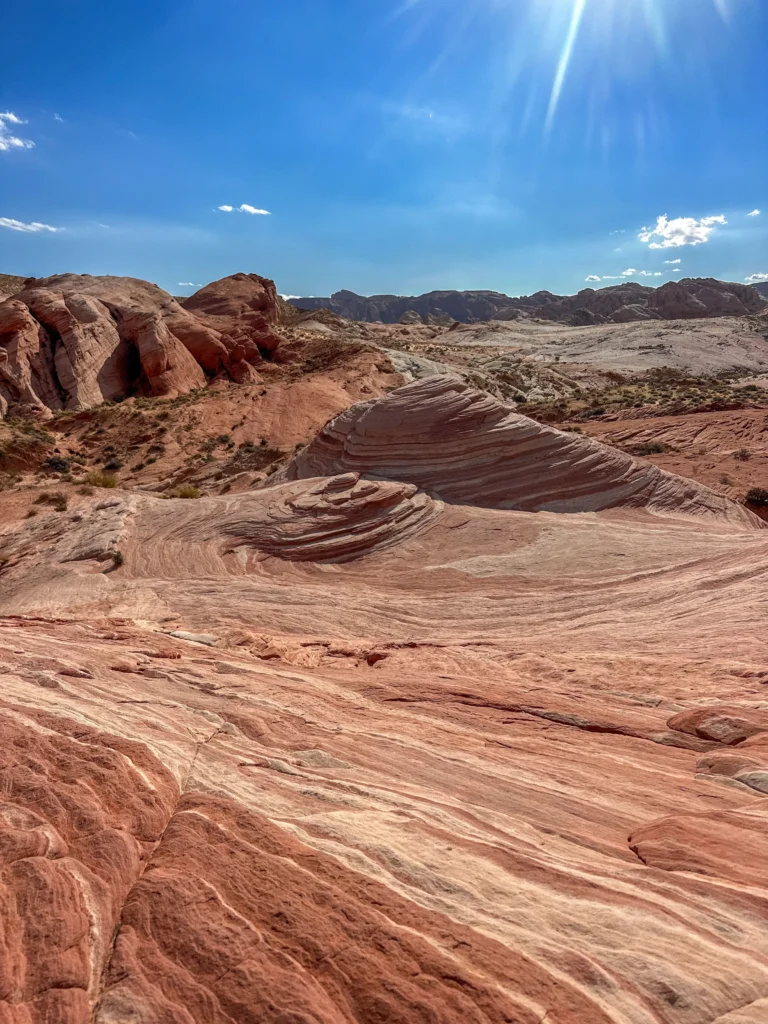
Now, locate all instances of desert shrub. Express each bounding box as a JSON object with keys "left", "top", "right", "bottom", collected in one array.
[
  {"left": 629, "top": 442, "right": 670, "bottom": 456},
  {"left": 719, "top": 474, "right": 733, "bottom": 486},
  {"left": 77, "top": 484, "right": 94, "bottom": 496},
  {"left": 112, "top": 549, "right": 124, "bottom": 567},
  {"left": 734, "top": 448, "right": 751, "bottom": 462},
  {"left": 86, "top": 471, "right": 118, "bottom": 488},
  {"left": 169, "top": 485, "right": 201, "bottom": 499},
  {"left": 745, "top": 487, "right": 768, "bottom": 507},
  {"left": 25, "top": 508, "right": 38, "bottom": 518},
  {"left": 43, "top": 455, "right": 71, "bottom": 473},
  {"left": 0, "top": 471, "right": 21, "bottom": 491},
  {"left": 103, "top": 458, "right": 124, "bottom": 471},
  {"left": 34, "top": 491, "right": 68, "bottom": 511}
]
